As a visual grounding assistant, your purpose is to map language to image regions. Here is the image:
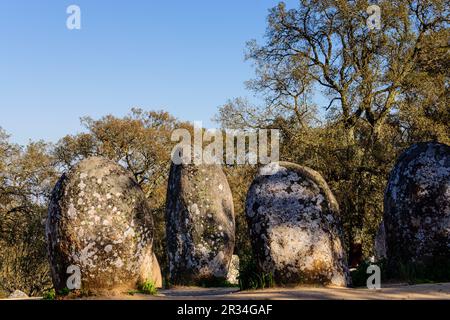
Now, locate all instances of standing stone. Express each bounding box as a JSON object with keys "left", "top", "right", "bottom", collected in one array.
[
  {"left": 151, "top": 253, "right": 163, "bottom": 288},
  {"left": 246, "top": 162, "right": 350, "bottom": 287},
  {"left": 226, "top": 255, "right": 240, "bottom": 286},
  {"left": 374, "top": 221, "right": 387, "bottom": 262},
  {"left": 384, "top": 142, "right": 450, "bottom": 273},
  {"left": 46, "top": 157, "right": 155, "bottom": 294},
  {"left": 166, "top": 163, "right": 235, "bottom": 285},
  {"left": 8, "top": 290, "right": 29, "bottom": 299}
]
